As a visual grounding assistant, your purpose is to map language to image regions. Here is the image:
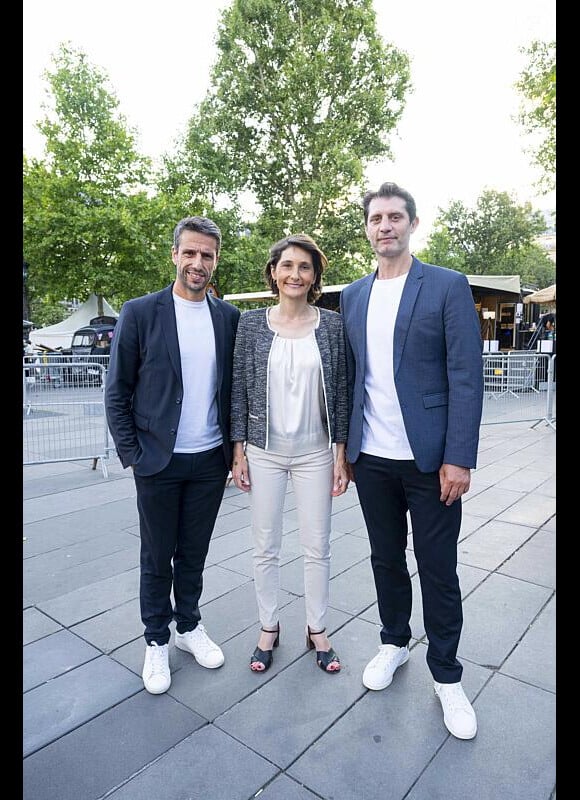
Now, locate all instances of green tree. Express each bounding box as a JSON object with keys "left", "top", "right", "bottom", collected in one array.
[
  {"left": 515, "top": 40, "right": 556, "bottom": 194},
  {"left": 417, "top": 189, "right": 553, "bottom": 286},
  {"left": 169, "top": 0, "right": 410, "bottom": 289},
  {"left": 23, "top": 43, "right": 173, "bottom": 314}
]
